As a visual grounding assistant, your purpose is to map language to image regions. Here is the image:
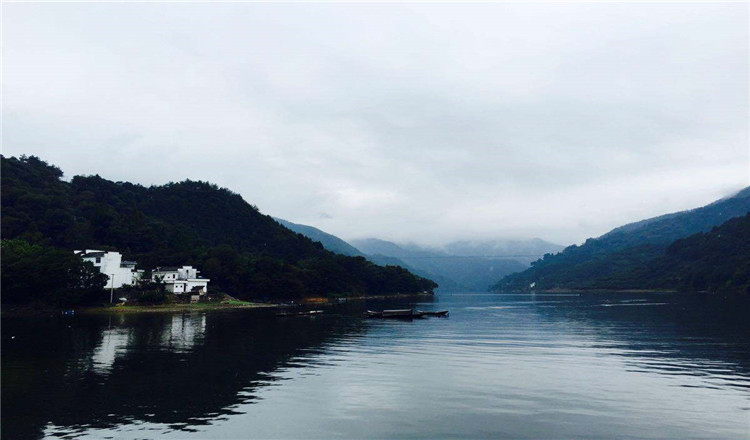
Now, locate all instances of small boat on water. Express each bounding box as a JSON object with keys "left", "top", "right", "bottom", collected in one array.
[
  {"left": 276, "top": 310, "right": 324, "bottom": 318},
  {"left": 364, "top": 309, "right": 449, "bottom": 319},
  {"left": 364, "top": 309, "right": 413, "bottom": 319},
  {"left": 417, "top": 310, "right": 449, "bottom": 317}
]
